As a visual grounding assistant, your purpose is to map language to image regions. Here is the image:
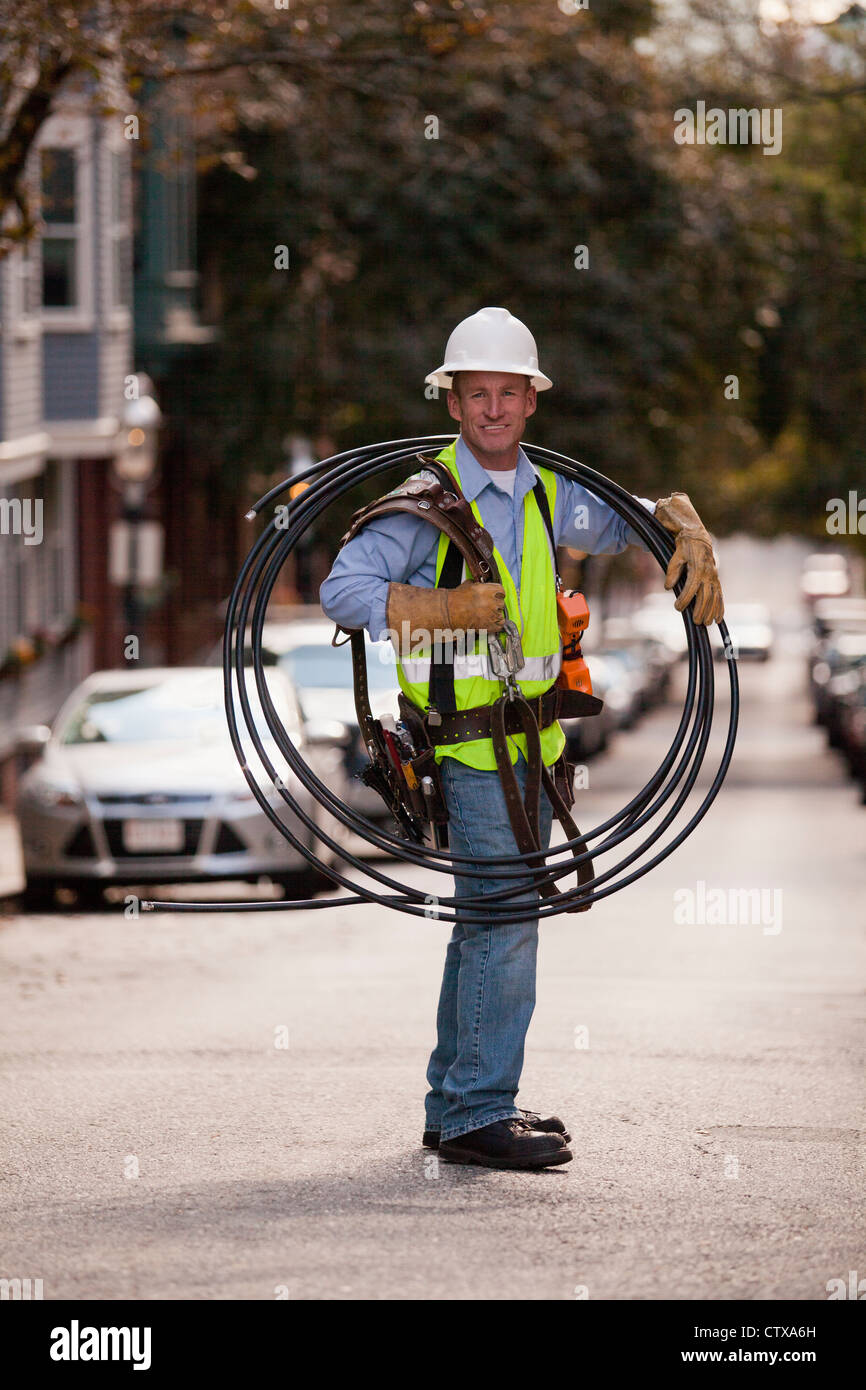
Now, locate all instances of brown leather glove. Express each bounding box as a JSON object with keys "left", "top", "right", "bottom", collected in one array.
[
  {"left": 446, "top": 579, "right": 507, "bottom": 632},
  {"left": 654, "top": 492, "right": 724, "bottom": 626},
  {"left": 386, "top": 579, "right": 506, "bottom": 654}
]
